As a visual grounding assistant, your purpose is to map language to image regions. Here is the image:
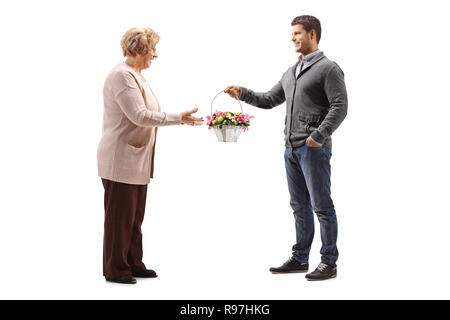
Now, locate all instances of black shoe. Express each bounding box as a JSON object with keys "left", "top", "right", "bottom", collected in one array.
[
  {"left": 305, "top": 262, "right": 337, "bottom": 281},
  {"left": 105, "top": 275, "right": 137, "bottom": 284},
  {"left": 132, "top": 269, "right": 158, "bottom": 278},
  {"left": 270, "top": 257, "right": 309, "bottom": 274}
]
